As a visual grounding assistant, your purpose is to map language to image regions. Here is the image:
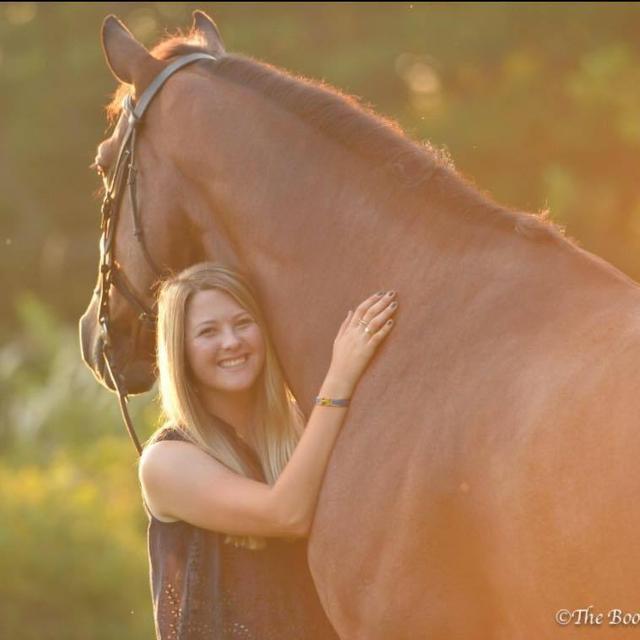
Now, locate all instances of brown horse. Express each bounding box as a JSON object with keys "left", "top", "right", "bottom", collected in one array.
[{"left": 79, "top": 12, "right": 640, "bottom": 639}]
